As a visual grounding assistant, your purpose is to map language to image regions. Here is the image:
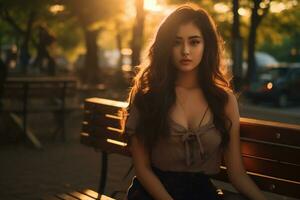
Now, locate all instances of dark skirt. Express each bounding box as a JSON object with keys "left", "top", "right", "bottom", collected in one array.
[{"left": 126, "top": 166, "right": 223, "bottom": 200}]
